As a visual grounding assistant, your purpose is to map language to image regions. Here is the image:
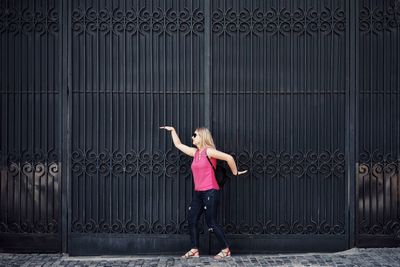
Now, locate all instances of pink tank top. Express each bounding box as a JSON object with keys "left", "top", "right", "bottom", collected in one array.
[{"left": 191, "top": 148, "right": 220, "bottom": 191}]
